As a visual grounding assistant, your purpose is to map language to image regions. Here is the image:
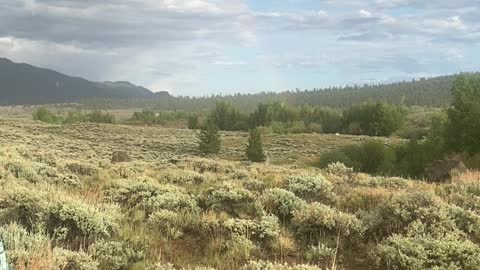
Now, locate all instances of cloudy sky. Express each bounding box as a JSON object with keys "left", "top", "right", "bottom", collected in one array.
[{"left": 0, "top": 0, "right": 479, "bottom": 96}]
